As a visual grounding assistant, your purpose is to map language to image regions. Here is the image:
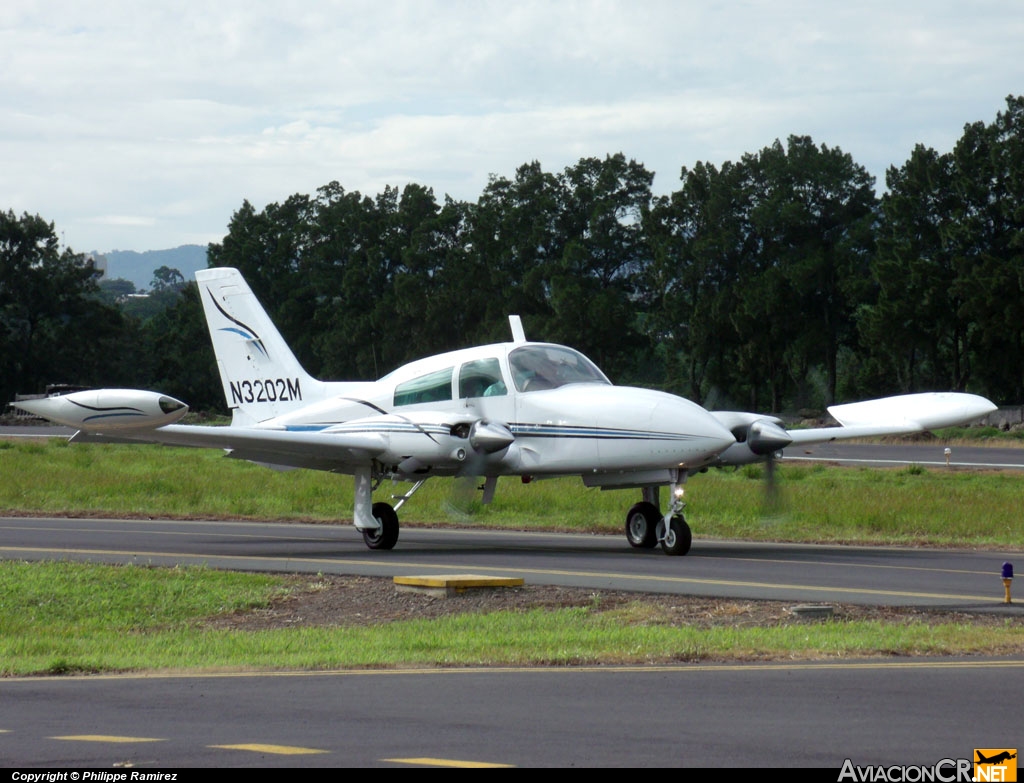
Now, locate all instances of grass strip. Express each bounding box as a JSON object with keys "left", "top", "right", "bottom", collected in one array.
[{"left": 1, "top": 562, "right": 1021, "bottom": 676}]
